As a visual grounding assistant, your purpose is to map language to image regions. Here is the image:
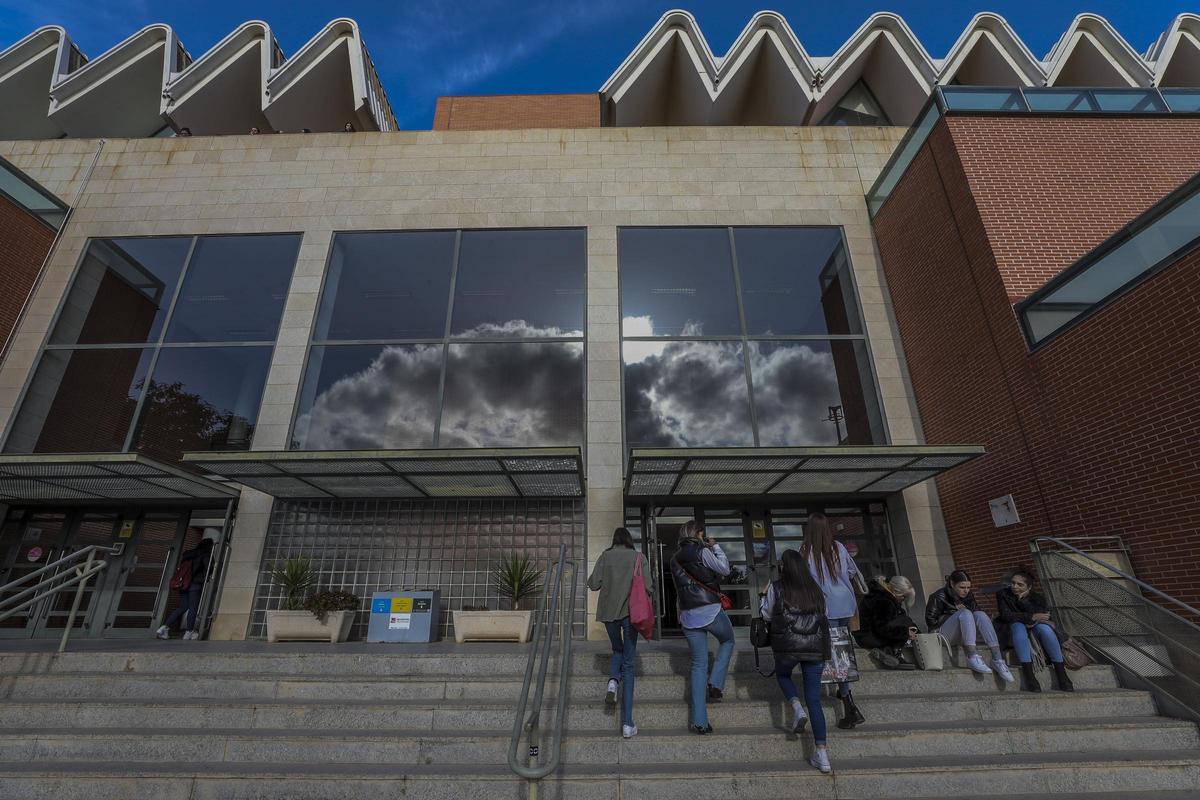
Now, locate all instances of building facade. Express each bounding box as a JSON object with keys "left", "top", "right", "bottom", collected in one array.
[{"left": 0, "top": 10, "right": 1197, "bottom": 642}]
